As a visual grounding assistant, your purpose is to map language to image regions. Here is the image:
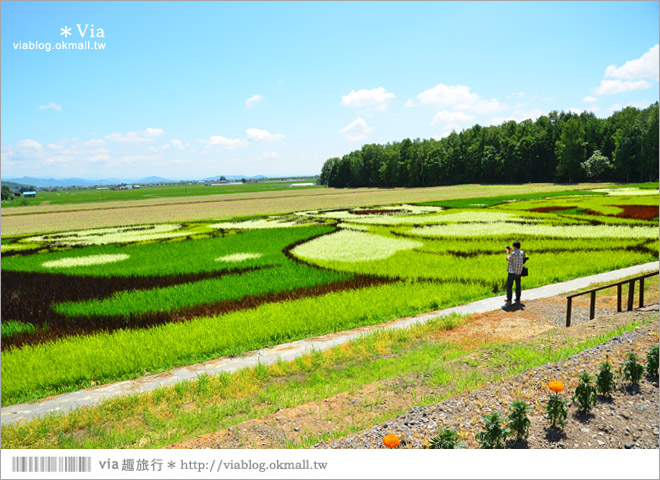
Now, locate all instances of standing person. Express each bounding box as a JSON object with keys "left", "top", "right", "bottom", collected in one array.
[{"left": 504, "top": 241, "right": 525, "bottom": 307}]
